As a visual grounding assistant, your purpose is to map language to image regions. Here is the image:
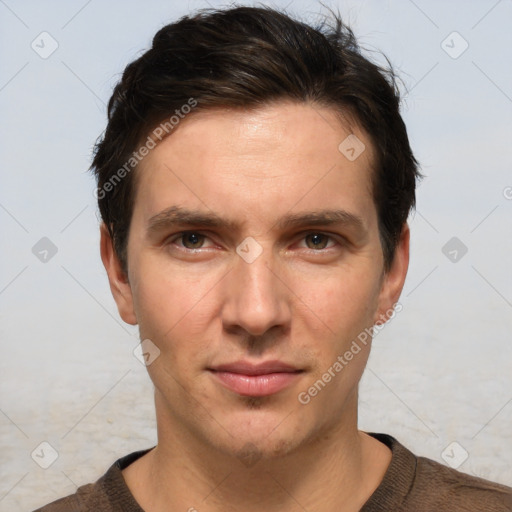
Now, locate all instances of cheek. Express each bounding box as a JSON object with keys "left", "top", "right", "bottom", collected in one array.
[
  {"left": 293, "top": 271, "right": 379, "bottom": 404},
  {"left": 132, "top": 278, "right": 218, "bottom": 393},
  {"left": 130, "top": 258, "right": 223, "bottom": 343},
  {"left": 289, "top": 266, "right": 381, "bottom": 338}
]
